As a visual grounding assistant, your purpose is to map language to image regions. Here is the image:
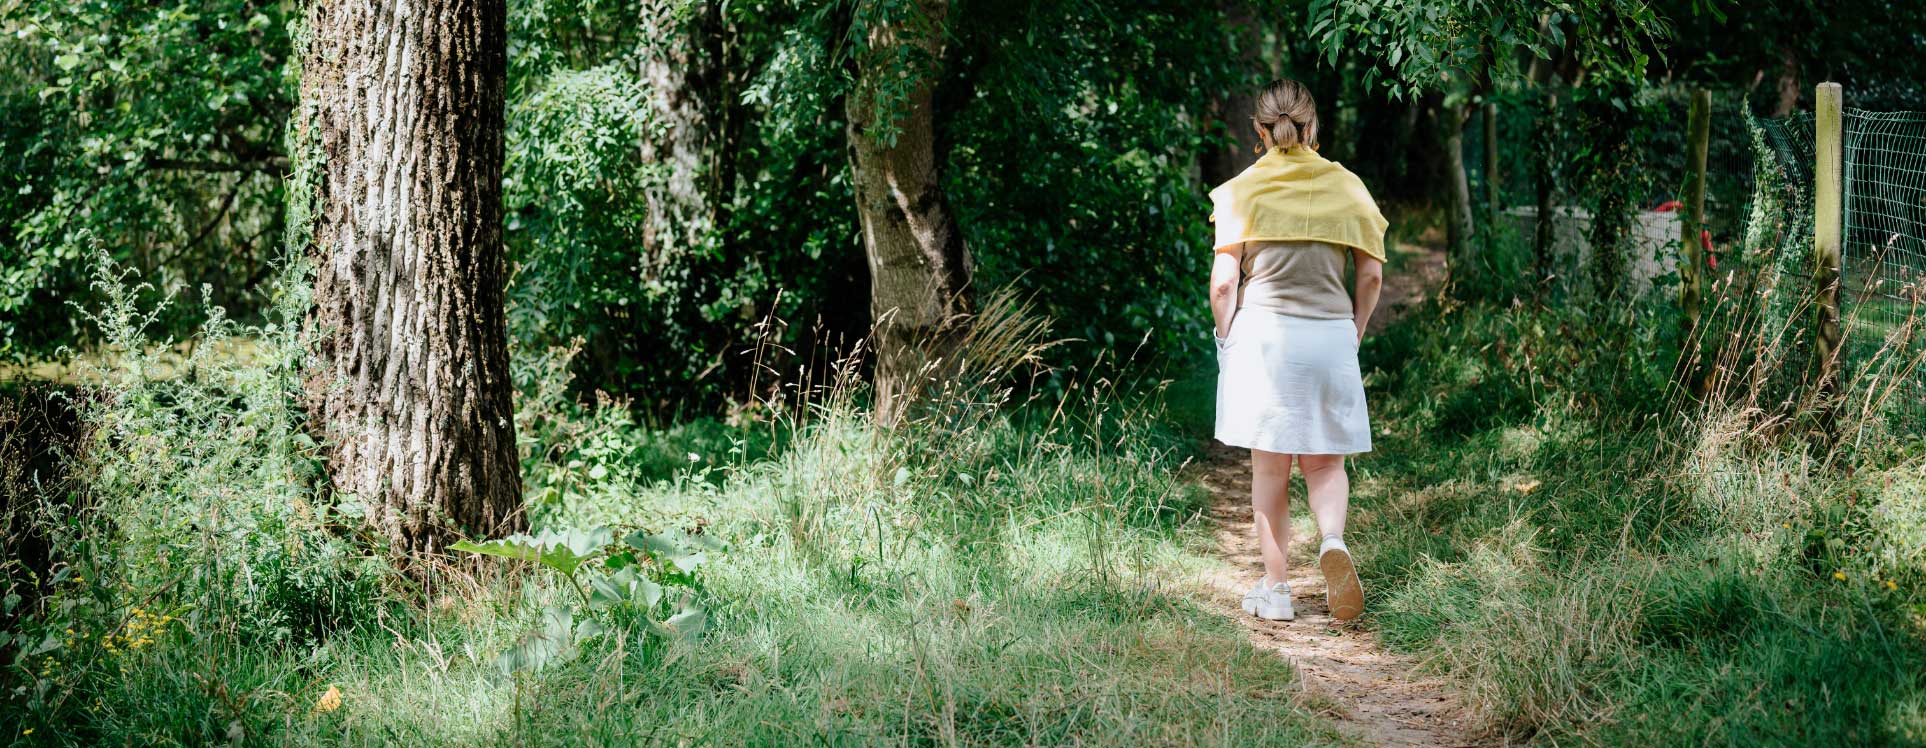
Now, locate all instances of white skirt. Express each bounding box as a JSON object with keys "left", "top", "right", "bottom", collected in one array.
[{"left": 1214, "top": 309, "right": 1372, "bottom": 455}]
